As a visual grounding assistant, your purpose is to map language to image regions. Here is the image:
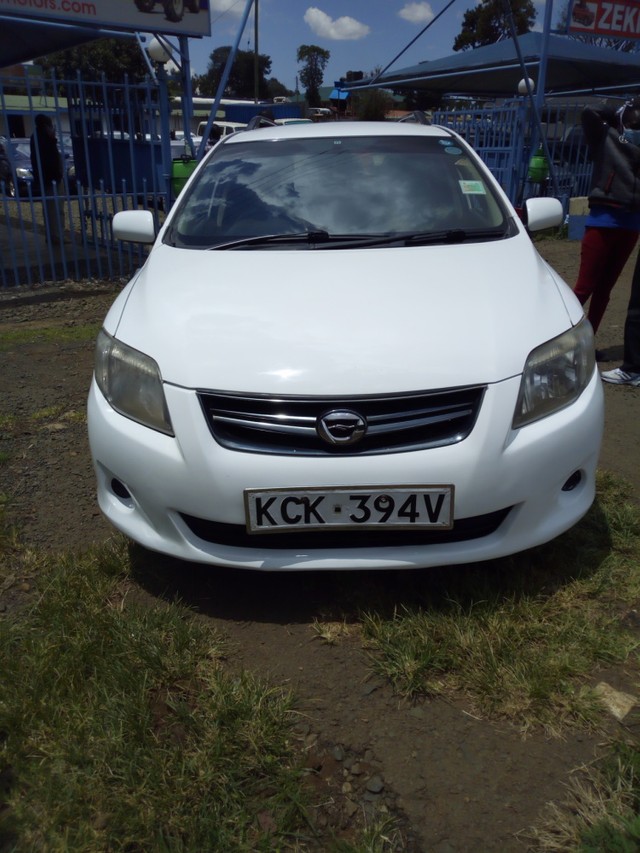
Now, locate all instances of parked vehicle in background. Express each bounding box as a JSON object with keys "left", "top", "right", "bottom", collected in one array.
[
  {"left": 307, "top": 107, "right": 333, "bottom": 120},
  {"left": 2, "top": 136, "right": 77, "bottom": 196},
  {"left": 89, "top": 120, "right": 603, "bottom": 571},
  {"left": 5, "top": 140, "right": 33, "bottom": 196},
  {"left": 195, "top": 121, "right": 247, "bottom": 138},
  {"left": 274, "top": 118, "right": 314, "bottom": 126}
]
